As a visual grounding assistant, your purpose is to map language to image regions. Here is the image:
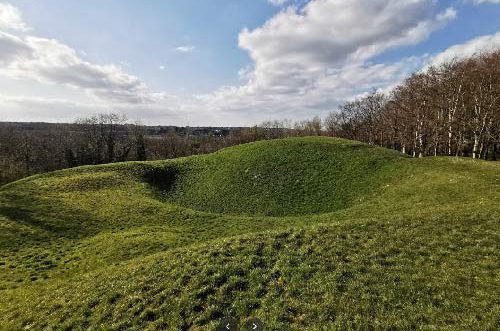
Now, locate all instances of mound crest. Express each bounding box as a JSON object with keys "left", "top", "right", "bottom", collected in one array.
[{"left": 147, "top": 137, "right": 406, "bottom": 216}]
